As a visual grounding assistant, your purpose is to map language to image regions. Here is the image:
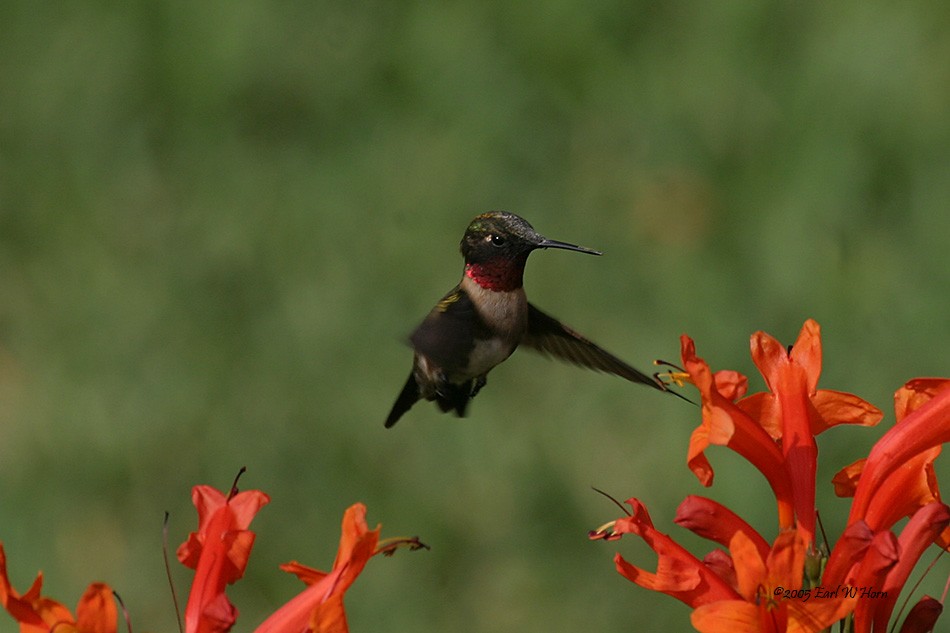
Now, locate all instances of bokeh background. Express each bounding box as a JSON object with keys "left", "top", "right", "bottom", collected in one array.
[{"left": 2, "top": 1, "right": 949, "bottom": 631}]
